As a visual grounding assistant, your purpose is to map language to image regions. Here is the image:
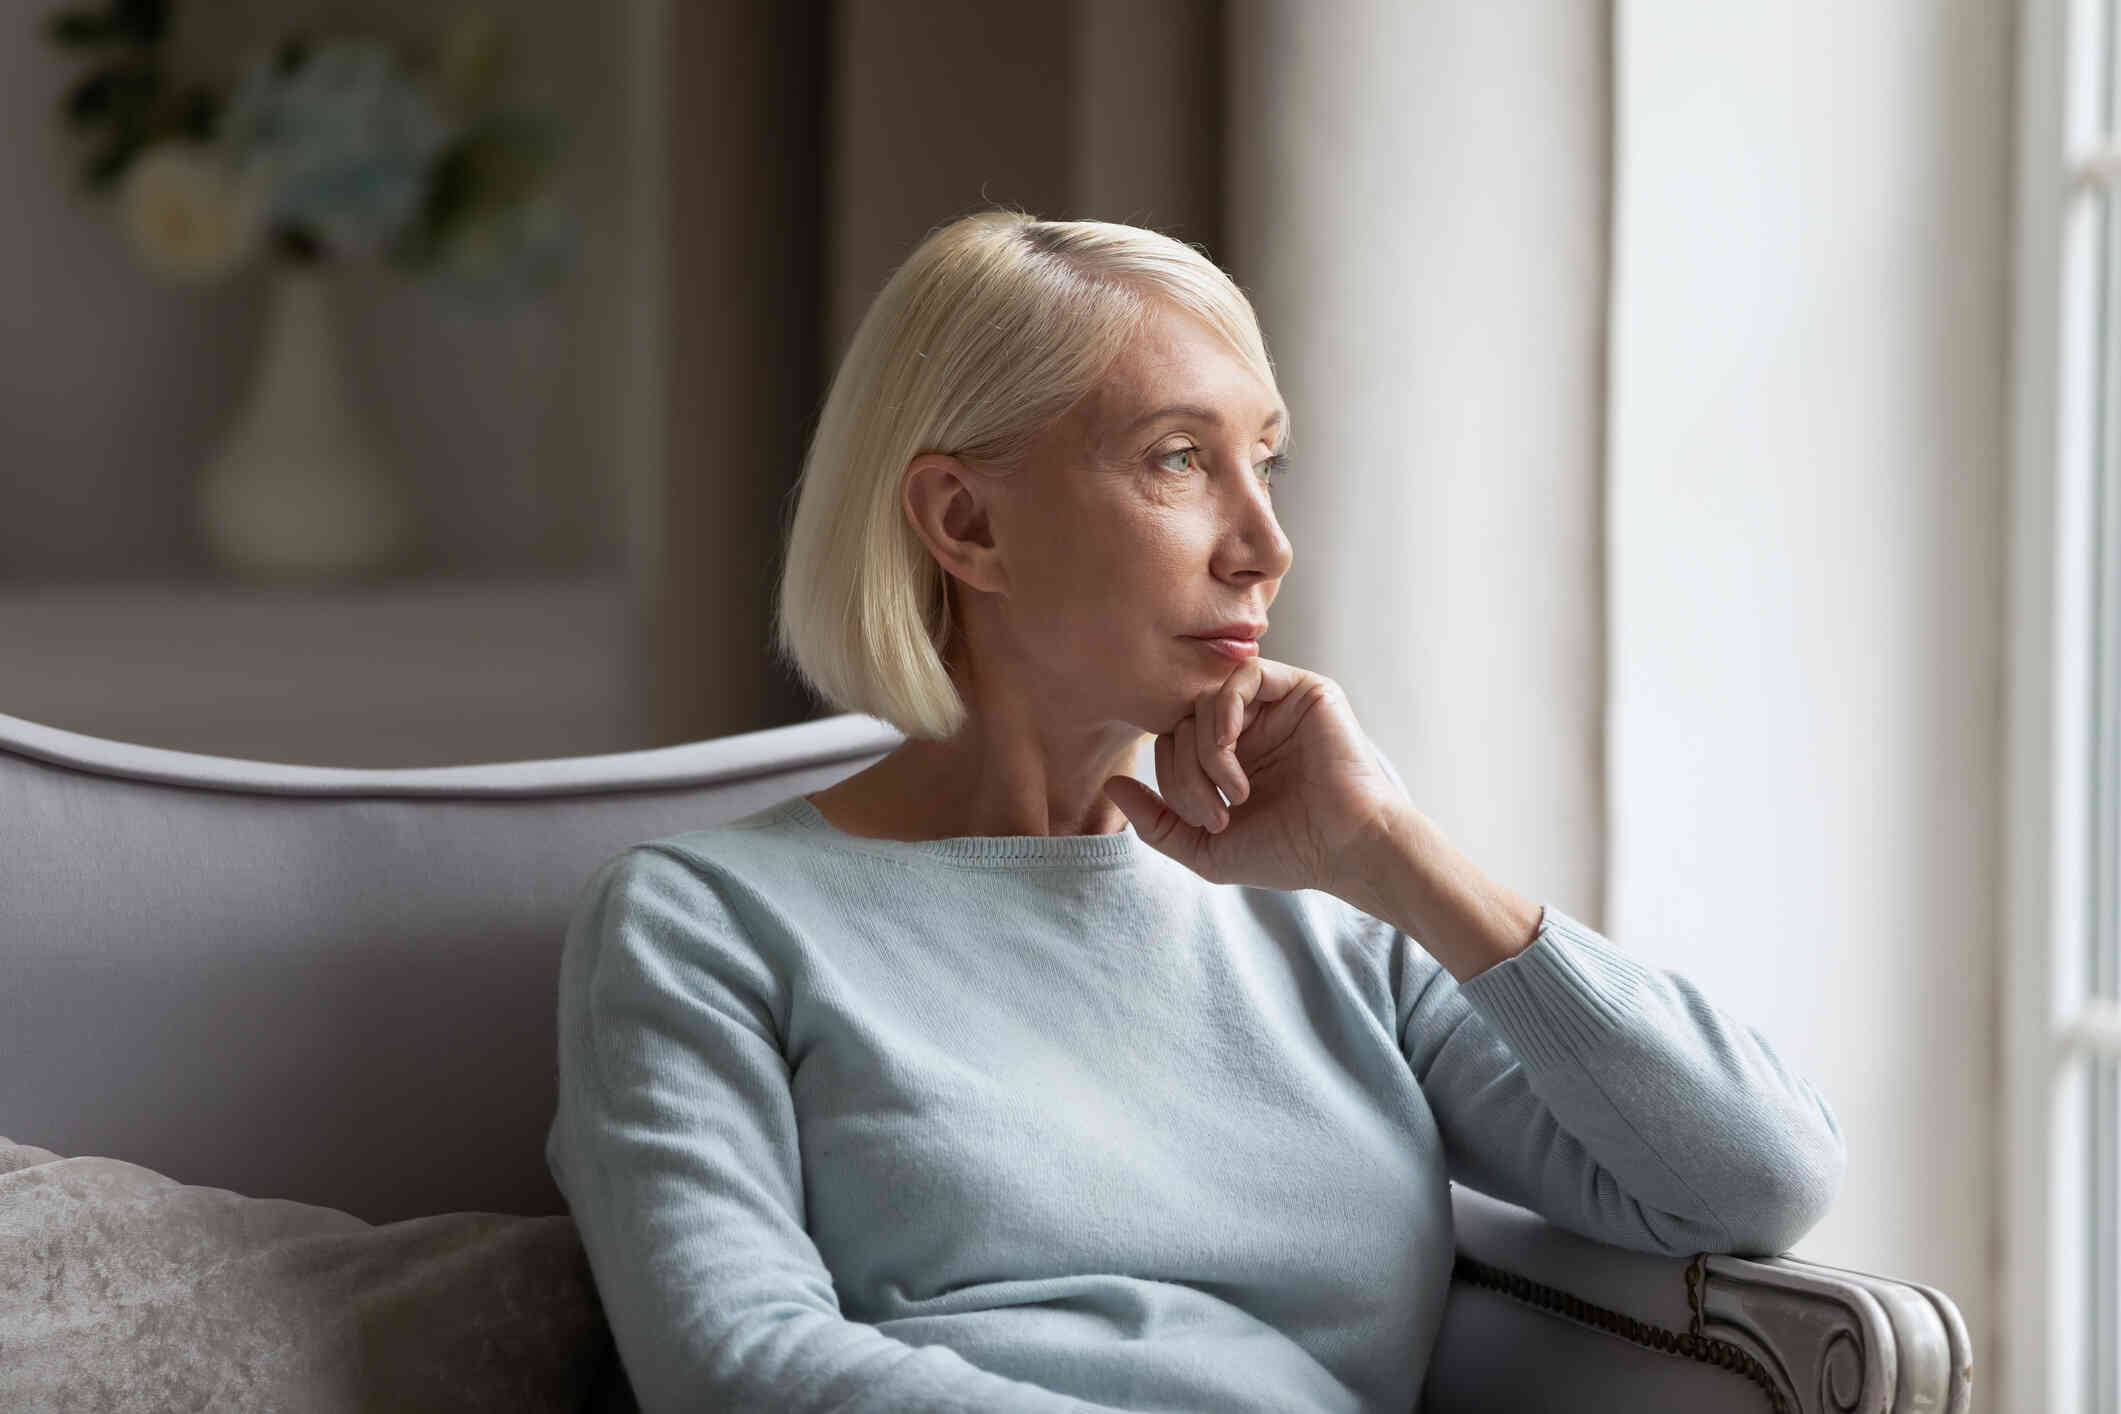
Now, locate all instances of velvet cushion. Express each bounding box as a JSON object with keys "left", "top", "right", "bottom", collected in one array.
[{"left": 0, "top": 1136, "right": 620, "bottom": 1413}]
